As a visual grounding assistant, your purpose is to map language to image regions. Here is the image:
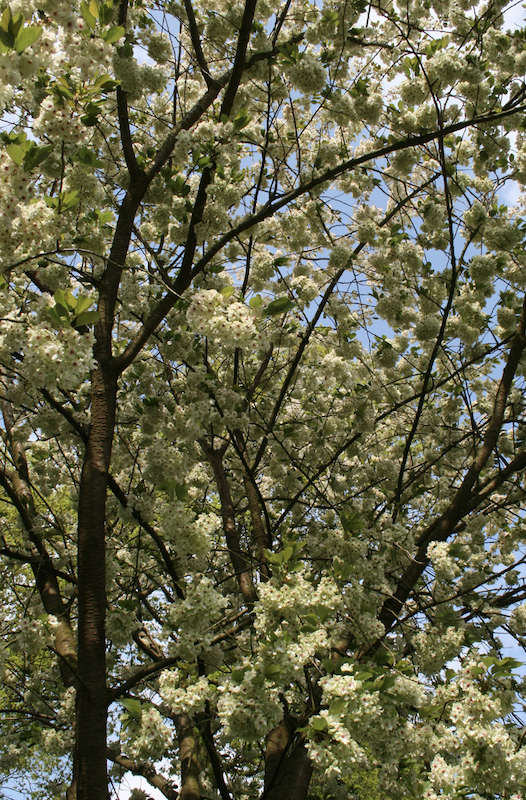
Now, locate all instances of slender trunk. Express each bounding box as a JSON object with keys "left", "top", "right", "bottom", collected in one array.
[
  {"left": 76, "top": 366, "right": 117, "bottom": 800},
  {"left": 176, "top": 713, "right": 201, "bottom": 800},
  {"left": 243, "top": 472, "right": 270, "bottom": 581},
  {"left": 200, "top": 442, "right": 258, "bottom": 604}
]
